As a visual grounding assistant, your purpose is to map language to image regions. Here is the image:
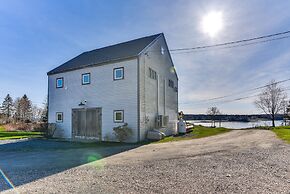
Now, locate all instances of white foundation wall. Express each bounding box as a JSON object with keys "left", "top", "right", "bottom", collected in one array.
[{"left": 48, "top": 58, "right": 138, "bottom": 142}]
